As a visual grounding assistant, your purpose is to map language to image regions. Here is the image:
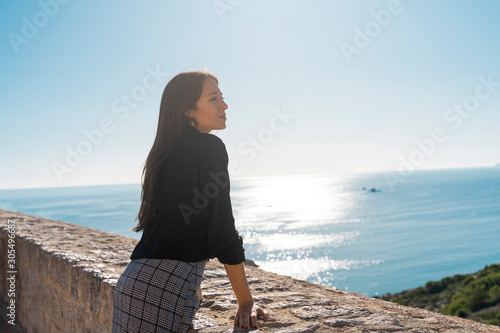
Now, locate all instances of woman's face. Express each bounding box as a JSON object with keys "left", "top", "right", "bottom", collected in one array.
[{"left": 187, "top": 77, "right": 228, "bottom": 133}]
